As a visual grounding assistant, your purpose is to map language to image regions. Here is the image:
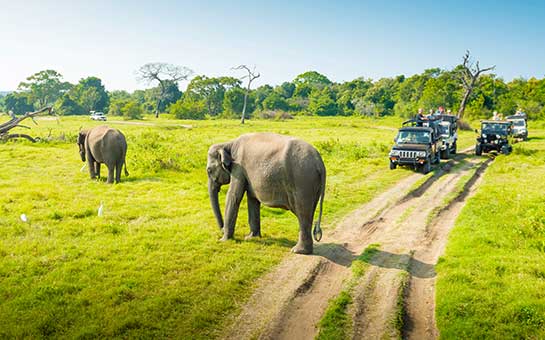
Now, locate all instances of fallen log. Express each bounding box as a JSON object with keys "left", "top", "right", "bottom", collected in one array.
[{"left": 0, "top": 107, "right": 52, "bottom": 142}]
